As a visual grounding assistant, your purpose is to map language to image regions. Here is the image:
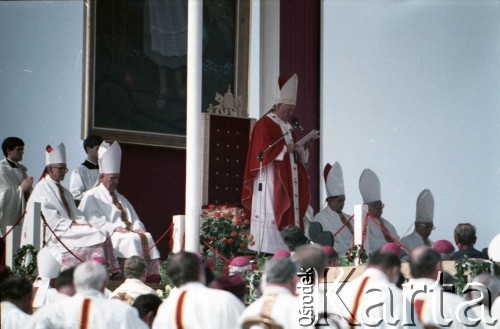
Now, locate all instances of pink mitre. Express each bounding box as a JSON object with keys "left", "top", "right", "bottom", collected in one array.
[
  {"left": 229, "top": 256, "right": 252, "bottom": 276},
  {"left": 272, "top": 250, "right": 291, "bottom": 259},
  {"left": 381, "top": 242, "right": 404, "bottom": 257},
  {"left": 432, "top": 240, "right": 455, "bottom": 254},
  {"left": 321, "top": 246, "right": 337, "bottom": 258}
]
